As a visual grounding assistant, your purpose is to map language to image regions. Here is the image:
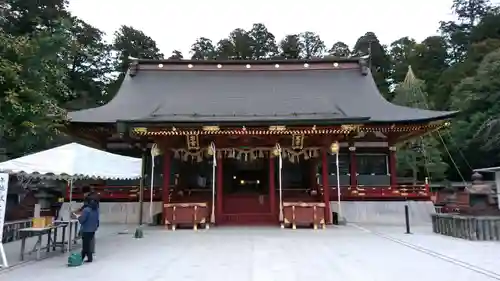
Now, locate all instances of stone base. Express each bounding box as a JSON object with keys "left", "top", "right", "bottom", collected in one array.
[
  {"left": 337, "top": 217, "right": 347, "bottom": 225},
  {"left": 330, "top": 200, "right": 435, "bottom": 225}
]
